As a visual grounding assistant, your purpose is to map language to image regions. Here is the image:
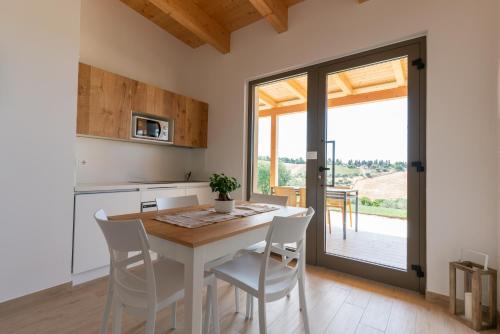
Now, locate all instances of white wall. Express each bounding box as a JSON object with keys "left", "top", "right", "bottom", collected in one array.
[
  {"left": 76, "top": 137, "right": 197, "bottom": 183},
  {"left": 77, "top": 0, "right": 205, "bottom": 184},
  {"left": 0, "top": 1, "right": 81, "bottom": 302},
  {"left": 183, "top": 0, "right": 499, "bottom": 296}
]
